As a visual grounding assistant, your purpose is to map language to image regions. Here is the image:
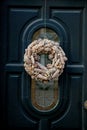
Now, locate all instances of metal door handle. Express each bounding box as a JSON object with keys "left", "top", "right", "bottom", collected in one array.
[{"left": 84, "top": 100, "right": 87, "bottom": 109}]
